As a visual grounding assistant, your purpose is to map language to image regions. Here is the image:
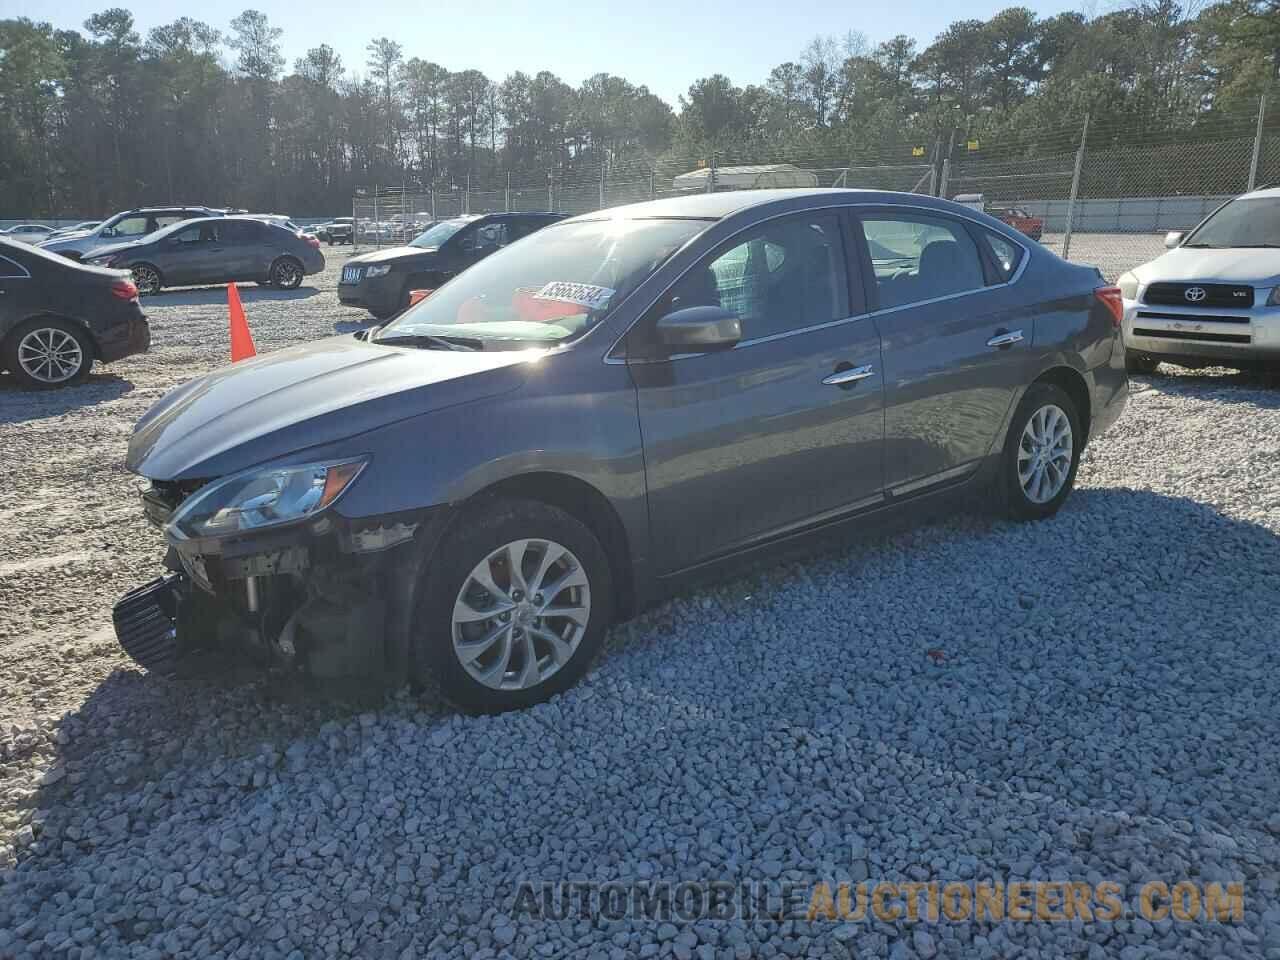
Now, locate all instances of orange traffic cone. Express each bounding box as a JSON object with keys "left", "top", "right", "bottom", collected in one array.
[{"left": 228, "top": 282, "right": 257, "bottom": 362}]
